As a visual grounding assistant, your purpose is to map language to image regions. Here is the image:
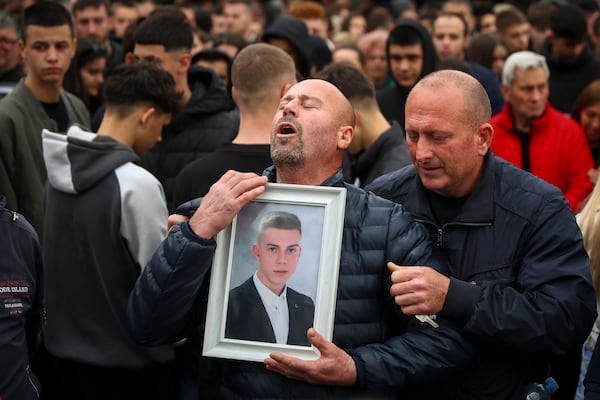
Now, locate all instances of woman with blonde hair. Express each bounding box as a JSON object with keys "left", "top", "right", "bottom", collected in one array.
[{"left": 576, "top": 180, "right": 600, "bottom": 399}]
